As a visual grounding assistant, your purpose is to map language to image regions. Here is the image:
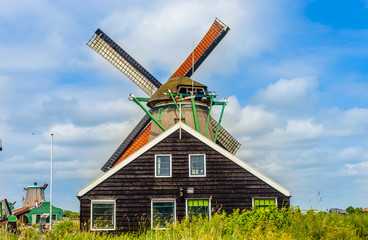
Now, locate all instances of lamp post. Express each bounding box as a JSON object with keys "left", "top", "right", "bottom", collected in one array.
[{"left": 50, "top": 133, "right": 53, "bottom": 230}]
